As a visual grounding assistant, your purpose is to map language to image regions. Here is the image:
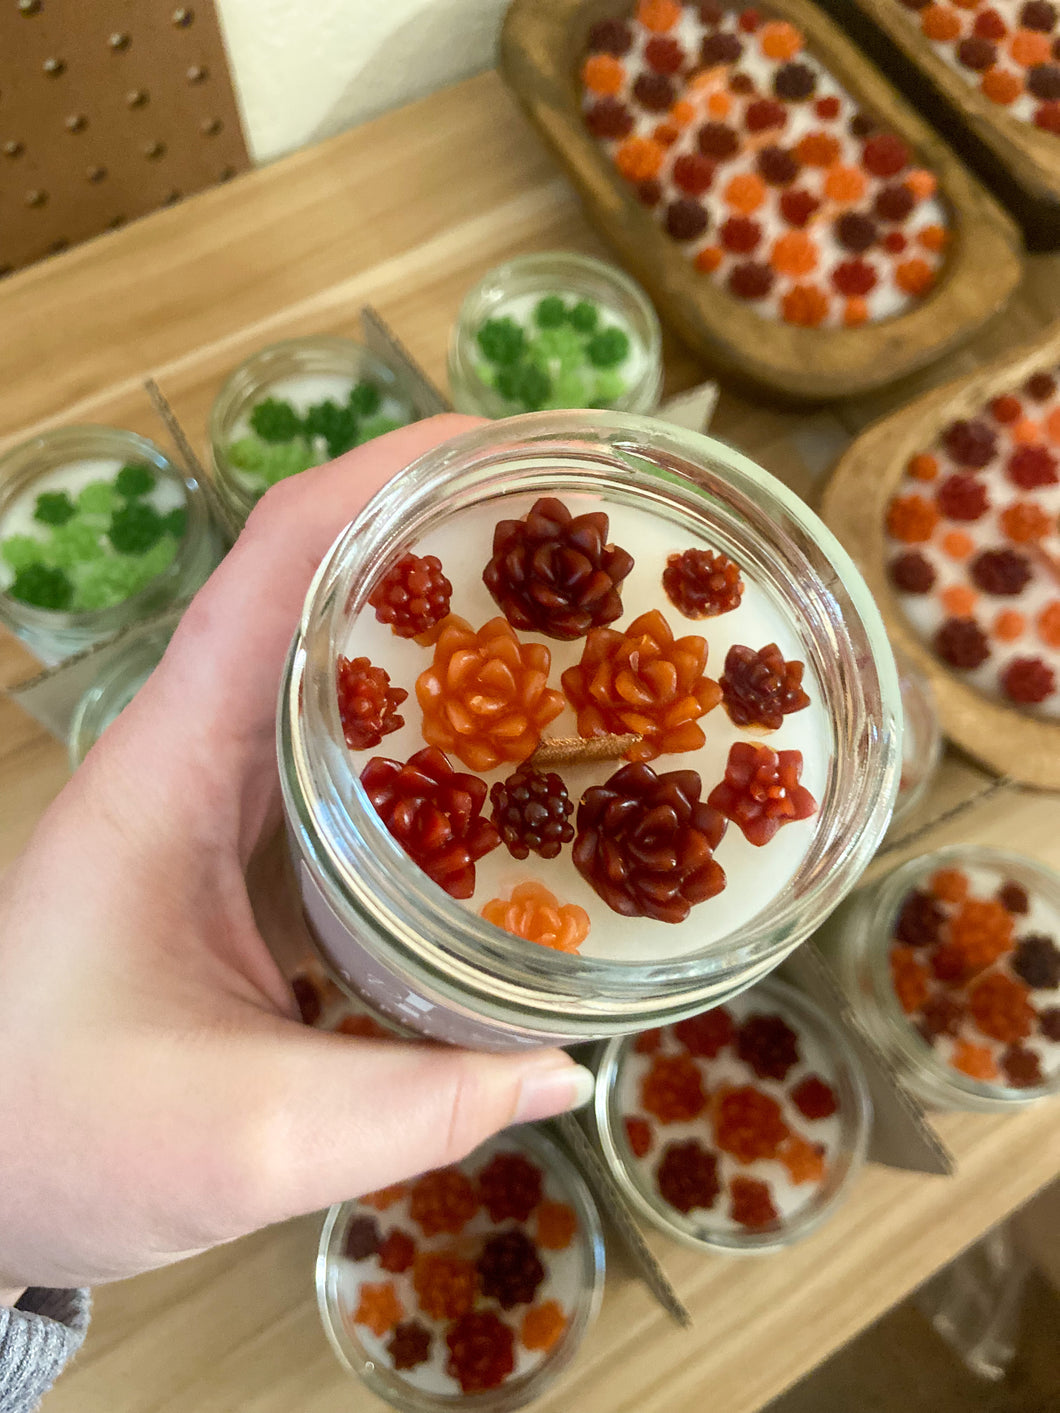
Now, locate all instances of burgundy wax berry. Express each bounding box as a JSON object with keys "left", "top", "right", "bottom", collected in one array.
[
  {"left": 889, "top": 551, "right": 936, "bottom": 594},
  {"left": 369, "top": 552, "right": 452, "bottom": 638},
  {"left": 336, "top": 655, "right": 408, "bottom": 750},
  {"left": 934, "top": 617, "right": 990, "bottom": 670}
]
